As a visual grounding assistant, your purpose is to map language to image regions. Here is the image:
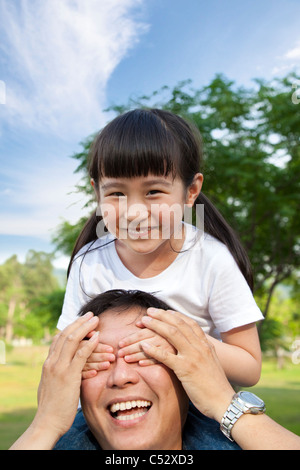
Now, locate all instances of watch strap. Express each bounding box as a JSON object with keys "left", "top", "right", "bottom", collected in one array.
[{"left": 220, "top": 395, "right": 244, "bottom": 442}]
